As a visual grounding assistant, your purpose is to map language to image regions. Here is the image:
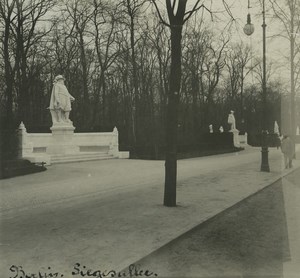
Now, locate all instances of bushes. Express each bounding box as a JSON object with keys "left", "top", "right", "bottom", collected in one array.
[
  {"left": 0, "top": 128, "right": 19, "bottom": 161},
  {"left": 0, "top": 159, "right": 46, "bottom": 179},
  {"left": 0, "top": 127, "right": 47, "bottom": 179},
  {"left": 248, "top": 133, "right": 281, "bottom": 148},
  {"left": 130, "top": 132, "right": 237, "bottom": 160}
]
